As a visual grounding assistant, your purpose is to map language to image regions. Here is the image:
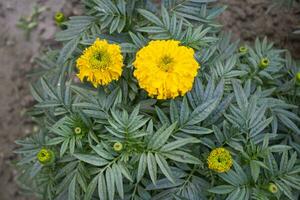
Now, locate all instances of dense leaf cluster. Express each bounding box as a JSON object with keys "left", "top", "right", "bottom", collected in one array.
[{"left": 16, "top": 0, "right": 300, "bottom": 200}]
